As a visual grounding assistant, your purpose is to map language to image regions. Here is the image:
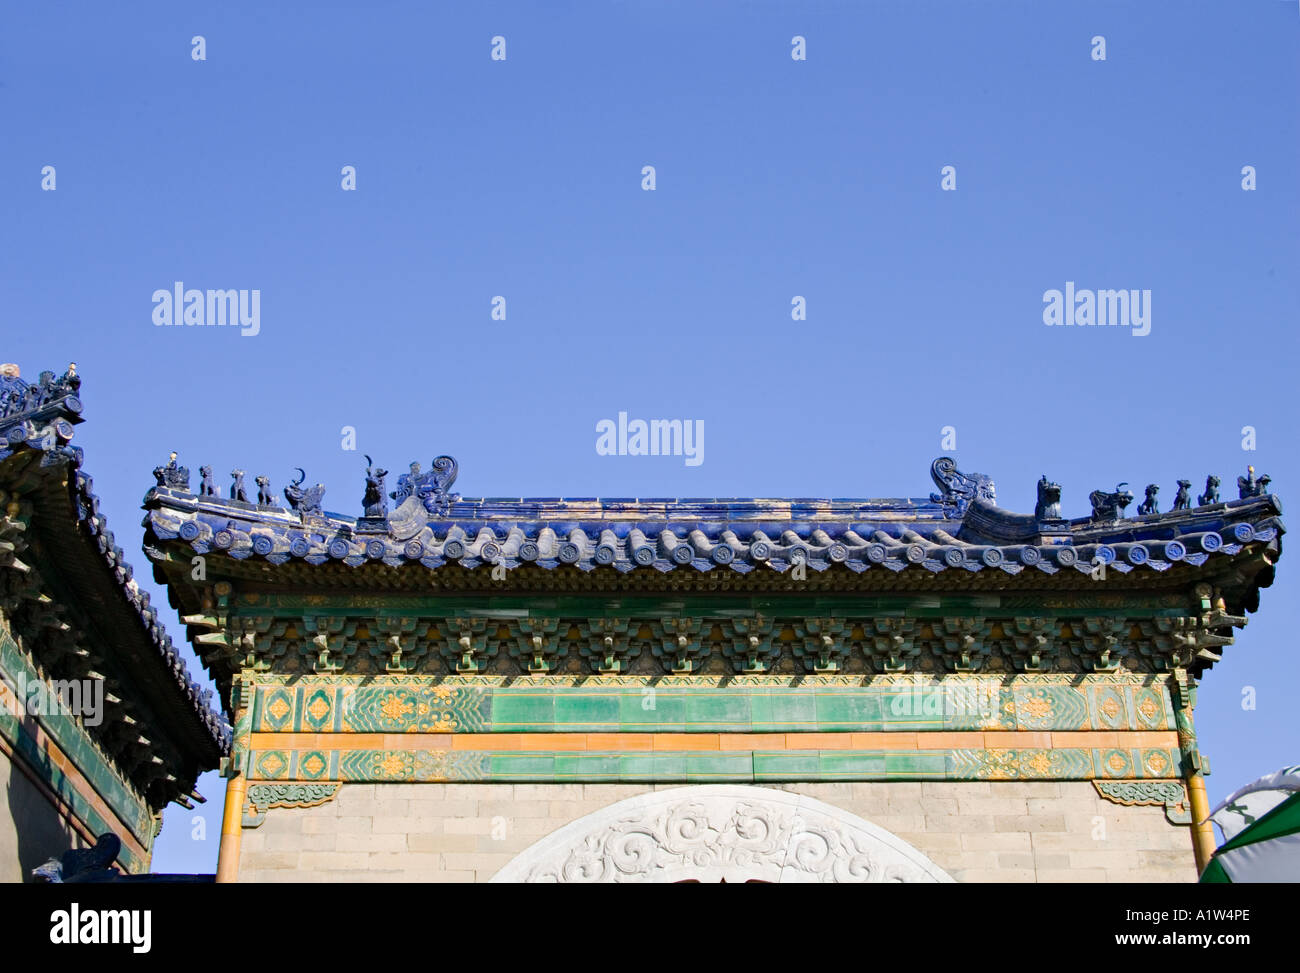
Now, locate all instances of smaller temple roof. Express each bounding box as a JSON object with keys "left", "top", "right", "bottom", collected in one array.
[{"left": 0, "top": 364, "right": 229, "bottom": 811}]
